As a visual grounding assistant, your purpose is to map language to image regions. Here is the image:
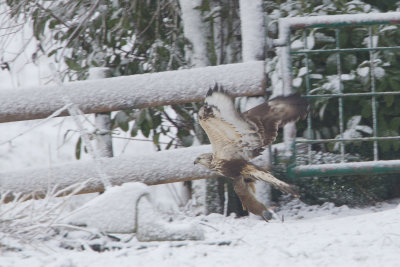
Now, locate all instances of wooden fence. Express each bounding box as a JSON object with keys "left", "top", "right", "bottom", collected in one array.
[{"left": 0, "top": 61, "right": 266, "bottom": 200}]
